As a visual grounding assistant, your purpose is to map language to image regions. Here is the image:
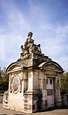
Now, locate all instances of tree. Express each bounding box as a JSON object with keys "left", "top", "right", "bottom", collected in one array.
[
  {"left": 61, "top": 72, "right": 68, "bottom": 94},
  {"left": 0, "top": 67, "right": 9, "bottom": 93}
]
